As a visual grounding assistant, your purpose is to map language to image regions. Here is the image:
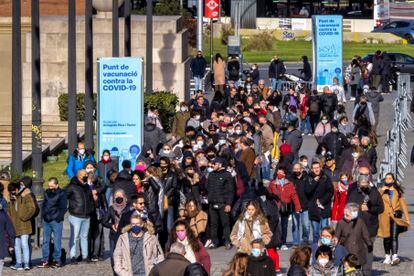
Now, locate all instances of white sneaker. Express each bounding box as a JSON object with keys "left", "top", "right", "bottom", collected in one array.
[
  {"left": 391, "top": 254, "right": 400, "bottom": 265},
  {"left": 204, "top": 239, "right": 212, "bottom": 248},
  {"left": 383, "top": 254, "right": 392, "bottom": 264},
  {"left": 280, "top": 244, "right": 289, "bottom": 250},
  {"left": 350, "top": 97, "right": 356, "bottom": 101}
]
